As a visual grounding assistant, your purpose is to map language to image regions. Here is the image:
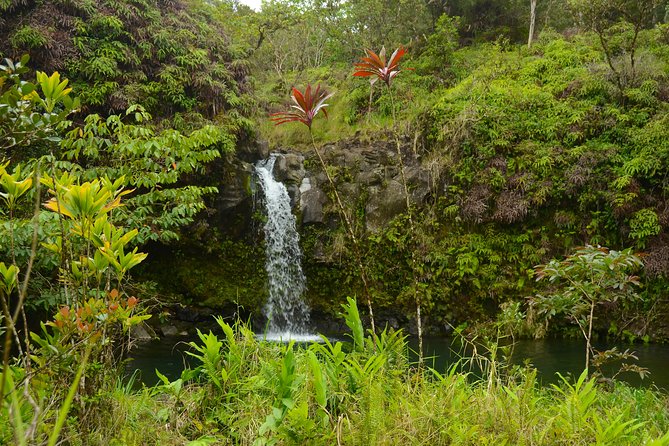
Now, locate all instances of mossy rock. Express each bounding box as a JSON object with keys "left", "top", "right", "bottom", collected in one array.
[{"left": 138, "top": 240, "right": 267, "bottom": 312}]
